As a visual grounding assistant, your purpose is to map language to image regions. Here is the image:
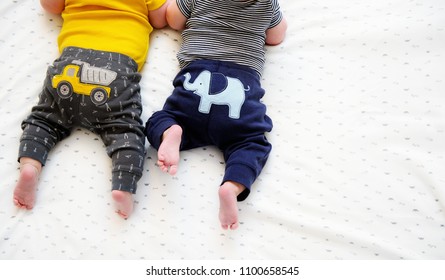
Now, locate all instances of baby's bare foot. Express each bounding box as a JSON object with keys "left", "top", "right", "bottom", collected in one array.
[
  {"left": 158, "top": 125, "right": 182, "bottom": 175},
  {"left": 112, "top": 190, "right": 134, "bottom": 219},
  {"left": 13, "top": 163, "right": 40, "bottom": 209},
  {"left": 218, "top": 182, "right": 246, "bottom": 230}
]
